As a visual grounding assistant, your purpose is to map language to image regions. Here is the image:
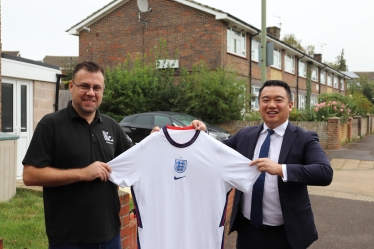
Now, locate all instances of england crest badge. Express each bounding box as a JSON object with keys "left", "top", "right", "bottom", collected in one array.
[{"left": 174, "top": 159, "right": 187, "bottom": 173}]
